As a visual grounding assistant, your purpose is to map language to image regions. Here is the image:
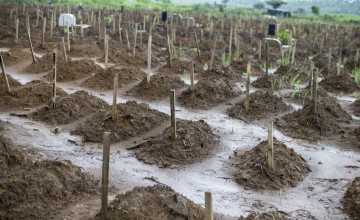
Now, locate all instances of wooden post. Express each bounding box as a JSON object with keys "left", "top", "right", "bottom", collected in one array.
[
  {"left": 245, "top": 62, "right": 251, "bottom": 112},
  {"left": 50, "top": 13, "right": 54, "bottom": 38},
  {"left": 291, "top": 40, "right": 296, "bottom": 65},
  {"left": 205, "top": 192, "right": 213, "bottom": 220},
  {"left": 311, "top": 61, "right": 317, "bottom": 114},
  {"left": 265, "top": 40, "right": 269, "bottom": 78},
  {"left": 112, "top": 74, "right": 118, "bottom": 121},
  {"left": 194, "top": 29, "right": 201, "bottom": 58},
  {"left": 118, "top": 23, "right": 122, "bottom": 44},
  {"left": 258, "top": 40, "right": 262, "bottom": 61},
  {"left": 147, "top": 34, "right": 152, "bottom": 83},
  {"left": 209, "top": 38, "right": 217, "bottom": 71},
  {"left": 52, "top": 51, "right": 57, "bottom": 108},
  {"left": 15, "top": 18, "right": 19, "bottom": 44},
  {"left": 98, "top": 16, "right": 102, "bottom": 43},
  {"left": 112, "top": 16, "right": 115, "bottom": 33},
  {"left": 191, "top": 62, "right": 195, "bottom": 92},
  {"left": 42, "top": 17, "right": 46, "bottom": 46},
  {"left": 0, "top": 55, "right": 11, "bottom": 92},
  {"left": 185, "top": 19, "right": 189, "bottom": 38},
  {"left": 26, "top": 26, "right": 36, "bottom": 64},
  {"left": 170, "top": 90, "right": 176, "bottom": 141},
  {"left": 67, "top": 25, "right": 70, "bottom": 51},
  {"left": 267, "top": 121, "right": 274, "bottom": 171},
  {"left": 167, "top": 35, "right": 172, "bottom": 68},
  {"left": 80, "top": 20, "right": 84, "bottom": 38},
  {"left": 133, "top": 23, "right": 138, "bottom": 58},
  {"left": 61, "top": 37, "right": 67, "bottom": 63},
  {"left": 105, "top": 35, "right": 109, "bottom": 69},
  {"left": 355, "top": 48, "right": 359, "bottom": 67},
  {"left": 103, "top": 28, "right": 107, "bottom": 48},
  {"left": 125, "top": 29, "right": 130, "bottom": 50},
  {"left": 327, "top": 48, "right": 332, "bottom": 72},
  {"left": 229, "top": 26, "right": 233, "bottom": 61},
  {"left": 101, "top": 132, "right": 111, "bottom": 220}
]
